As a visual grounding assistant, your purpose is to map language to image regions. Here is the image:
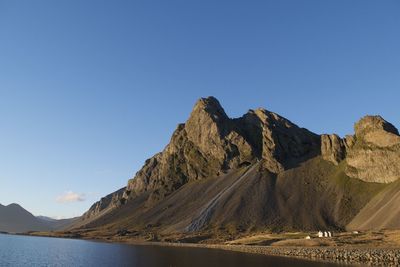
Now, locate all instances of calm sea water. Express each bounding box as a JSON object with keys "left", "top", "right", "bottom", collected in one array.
[{"left": 0, "top": 233, "right": 346, "bottom": 267}]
